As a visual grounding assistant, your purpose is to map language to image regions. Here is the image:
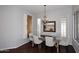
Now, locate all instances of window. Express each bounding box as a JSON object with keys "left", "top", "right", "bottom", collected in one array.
[
  {"left": 37, "top": 18, "right": 41, "bottom": 36},
  {"left": 61, "top": 18, "right": 66, "bottom": 37}
]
